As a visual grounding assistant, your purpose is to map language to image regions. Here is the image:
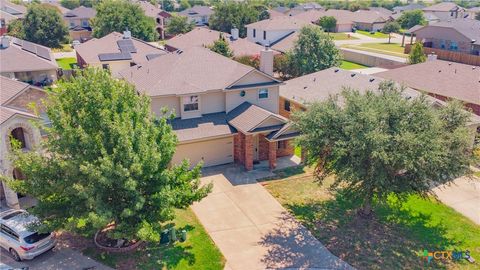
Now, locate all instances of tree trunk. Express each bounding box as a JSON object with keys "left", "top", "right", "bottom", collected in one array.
[
  {"left": 388, "top": 33, "right": 391, "bottom": 44},
  {"left": 360, "top": 196, "right": 373, "bottom": 217}
]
